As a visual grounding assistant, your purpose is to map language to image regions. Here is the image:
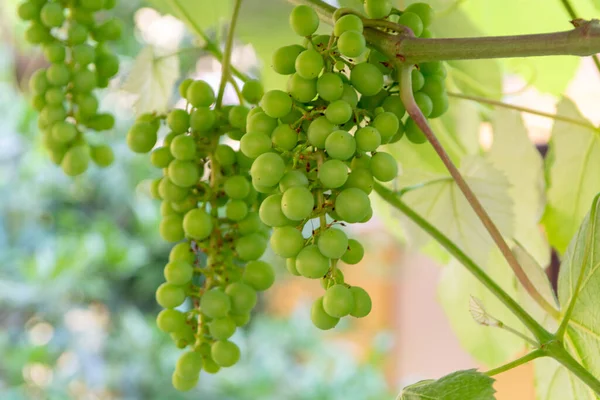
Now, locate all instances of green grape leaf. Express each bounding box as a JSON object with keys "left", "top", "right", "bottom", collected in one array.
[
  {"left": 542, "top": 98, "right": 600, "bottom": 254},
  {"left": 145, "top": 0, "right": 232, "bottom": 34},
  {"left": 122, "top": 46, "right": 180, "bottom": 115},
  {"left": 397, "top": 369, "right": 495, "bottom": 400},
  {"left": 535, "top": 357, "right": 595, "bottom": 400},
  {"left": 487, "top": 109, "right": 549, "bottom": 265}
]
